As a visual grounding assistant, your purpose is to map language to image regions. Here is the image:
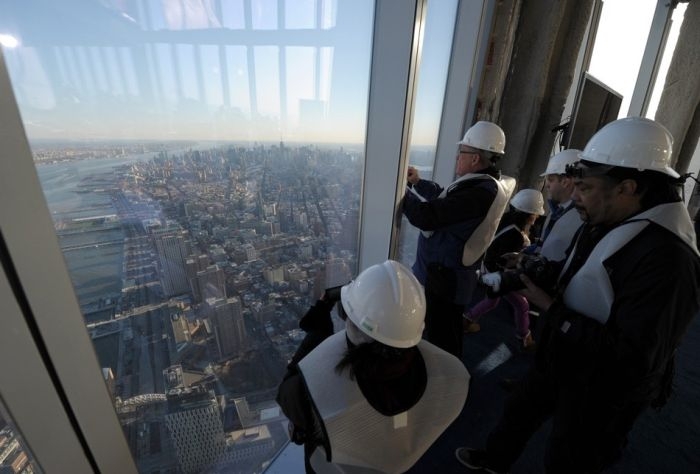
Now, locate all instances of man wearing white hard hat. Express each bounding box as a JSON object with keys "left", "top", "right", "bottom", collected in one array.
[
  {"left": 535, "top": 148, "right": 584, "bottom": 261},
  {"left": 456, "top": 117, "right": 700, "bottom": 473},
  {"left": 277, "top": 260, "right": 469, "bottom": 473},
  {"left": 403, "top": 121, "right": 516, "bottom": 358}
]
